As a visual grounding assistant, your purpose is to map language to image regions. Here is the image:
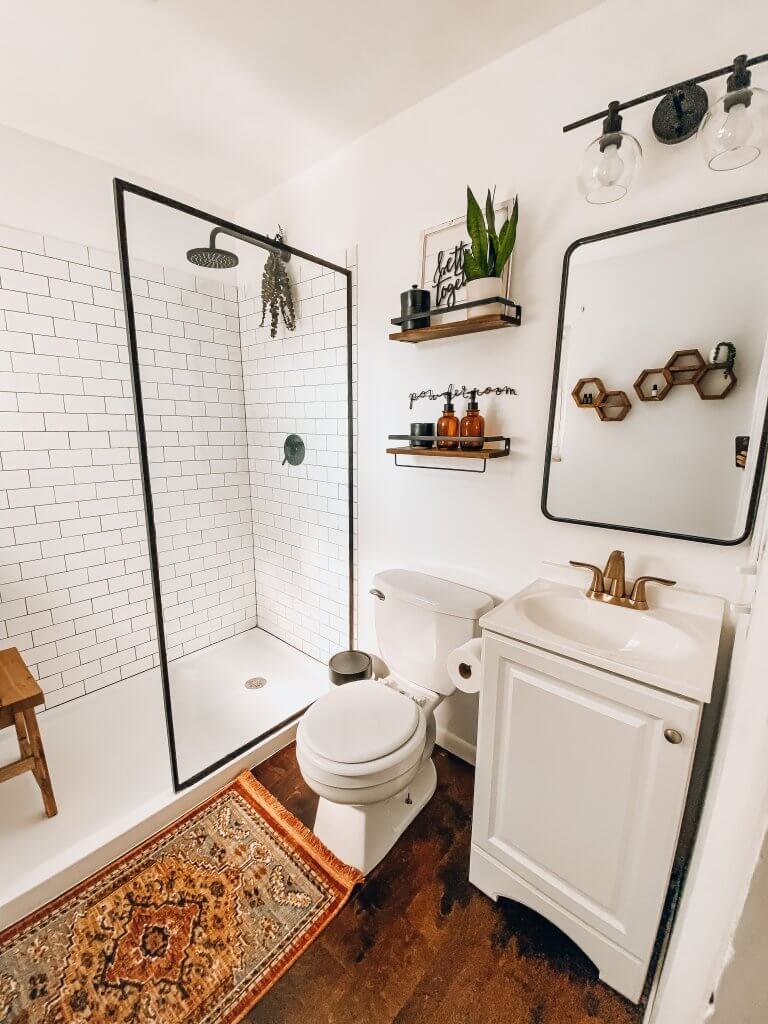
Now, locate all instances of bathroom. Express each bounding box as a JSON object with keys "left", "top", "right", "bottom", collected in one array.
[{"left": 0, "top": 0, "right": 767, "bottom": 1022}]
